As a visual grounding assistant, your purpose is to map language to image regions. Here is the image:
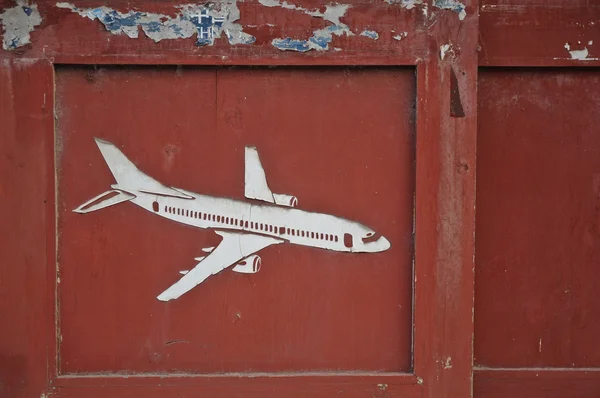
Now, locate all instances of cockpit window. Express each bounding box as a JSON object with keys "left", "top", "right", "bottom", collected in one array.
[
  {"left": 344, "top": 233, "right": 353, "bottom": 248},
  {"left": 362, "top": 232, "right": 380, "bottom": 243}
]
